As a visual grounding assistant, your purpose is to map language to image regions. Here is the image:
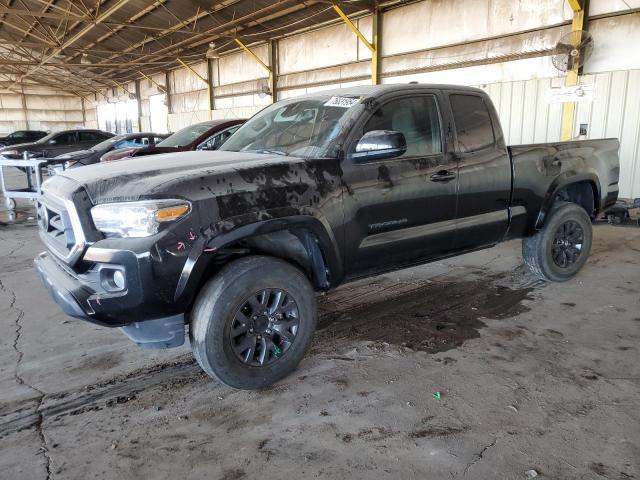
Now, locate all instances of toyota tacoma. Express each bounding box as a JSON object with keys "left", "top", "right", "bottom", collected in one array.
[{"left": 34, "top": 84, "right": 619, "bottom": 389}]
